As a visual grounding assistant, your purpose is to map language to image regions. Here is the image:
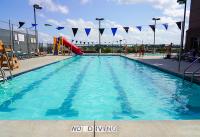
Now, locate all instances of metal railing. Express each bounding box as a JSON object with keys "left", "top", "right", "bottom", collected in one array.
[
  {"left": 0, "top": 68, "right": 7, "bottom": 82},
  {"left": 183, "top": 57, "right": 200, "bottom": 82}
]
